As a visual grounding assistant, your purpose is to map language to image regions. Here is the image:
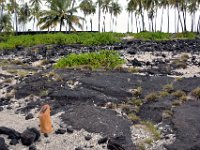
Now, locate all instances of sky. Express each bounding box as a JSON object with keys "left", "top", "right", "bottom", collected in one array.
[{"left": 21, "top": 0, "right": 200, "bottom": 33}]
